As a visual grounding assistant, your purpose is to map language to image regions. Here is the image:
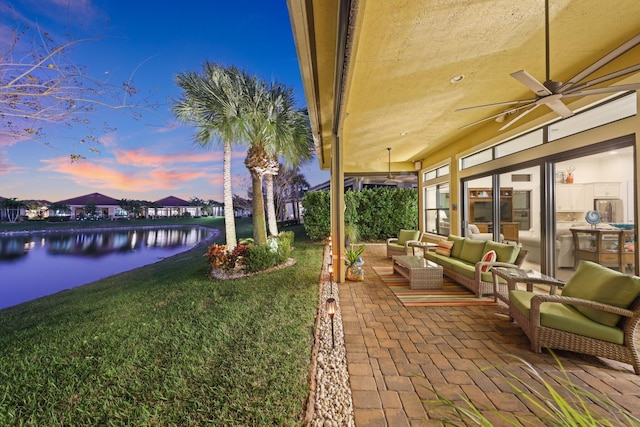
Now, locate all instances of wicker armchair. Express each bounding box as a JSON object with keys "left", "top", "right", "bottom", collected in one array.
[
  {"left": 509, "top": 262, "right": 640, "bottom": 374},
  {"left": 386, "top": 229, "right": 421, "bottom": 258}
]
